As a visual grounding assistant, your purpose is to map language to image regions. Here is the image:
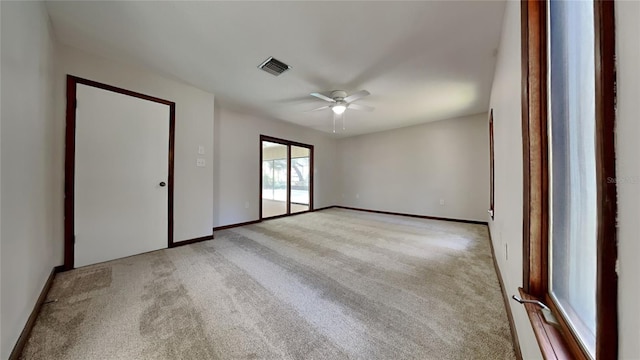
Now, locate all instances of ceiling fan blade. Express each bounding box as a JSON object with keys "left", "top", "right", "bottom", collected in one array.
[
  {"left": 310, "top": 92, "right": 335, "bottom": 103},
  {"left": 344, "top": 90, "right": 370, "bottom": 103},
  {"left": 305, "top": 105, "right": 331, "bottom": 112},
  {"left": 348, "top": 103, "right": 375, "bottom": 112}
]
